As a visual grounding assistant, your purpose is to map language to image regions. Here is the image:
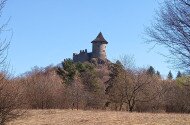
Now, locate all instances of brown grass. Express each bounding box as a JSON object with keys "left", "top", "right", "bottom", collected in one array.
[{"left": 7, "top": 109, "right": 190, "bottom": 125}]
